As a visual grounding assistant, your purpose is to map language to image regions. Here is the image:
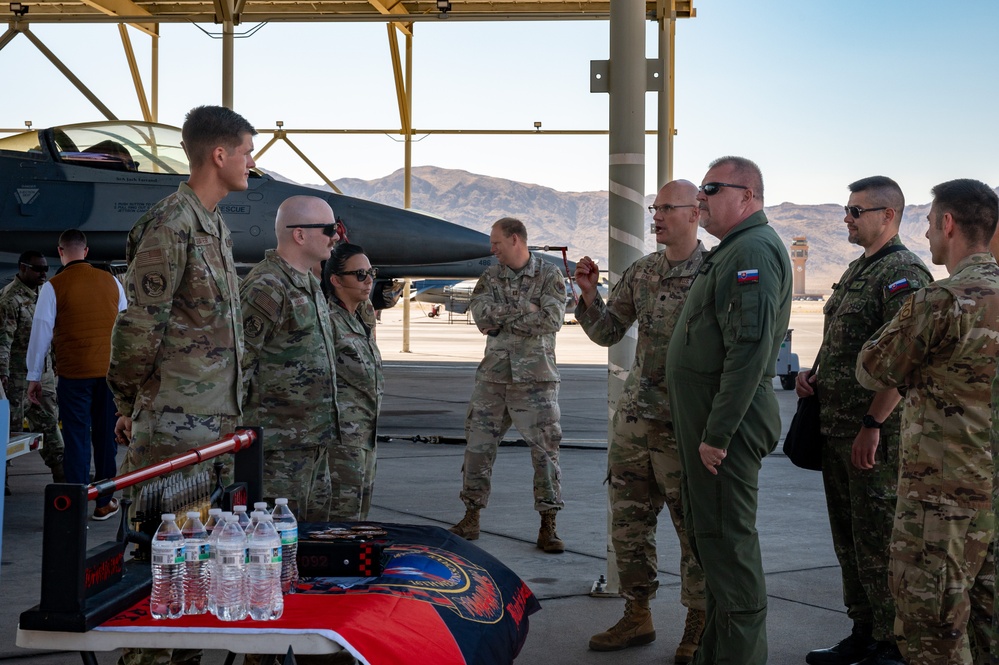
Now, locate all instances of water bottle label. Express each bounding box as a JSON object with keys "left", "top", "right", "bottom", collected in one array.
[
  {"left": 152, "top": 546, "right": 184, "bottom": 565},
  {"left": 220, "top": 553, "right": 242, "bottom": 565},
  {"left": 185, "top": 543, "right": 210, "bottom": 562},
  {"left": 248, "top": 546, "right": 282, "bottom": 564},
  {"left": 278, "top": 527, "right": 298, "bottom": 545}
]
